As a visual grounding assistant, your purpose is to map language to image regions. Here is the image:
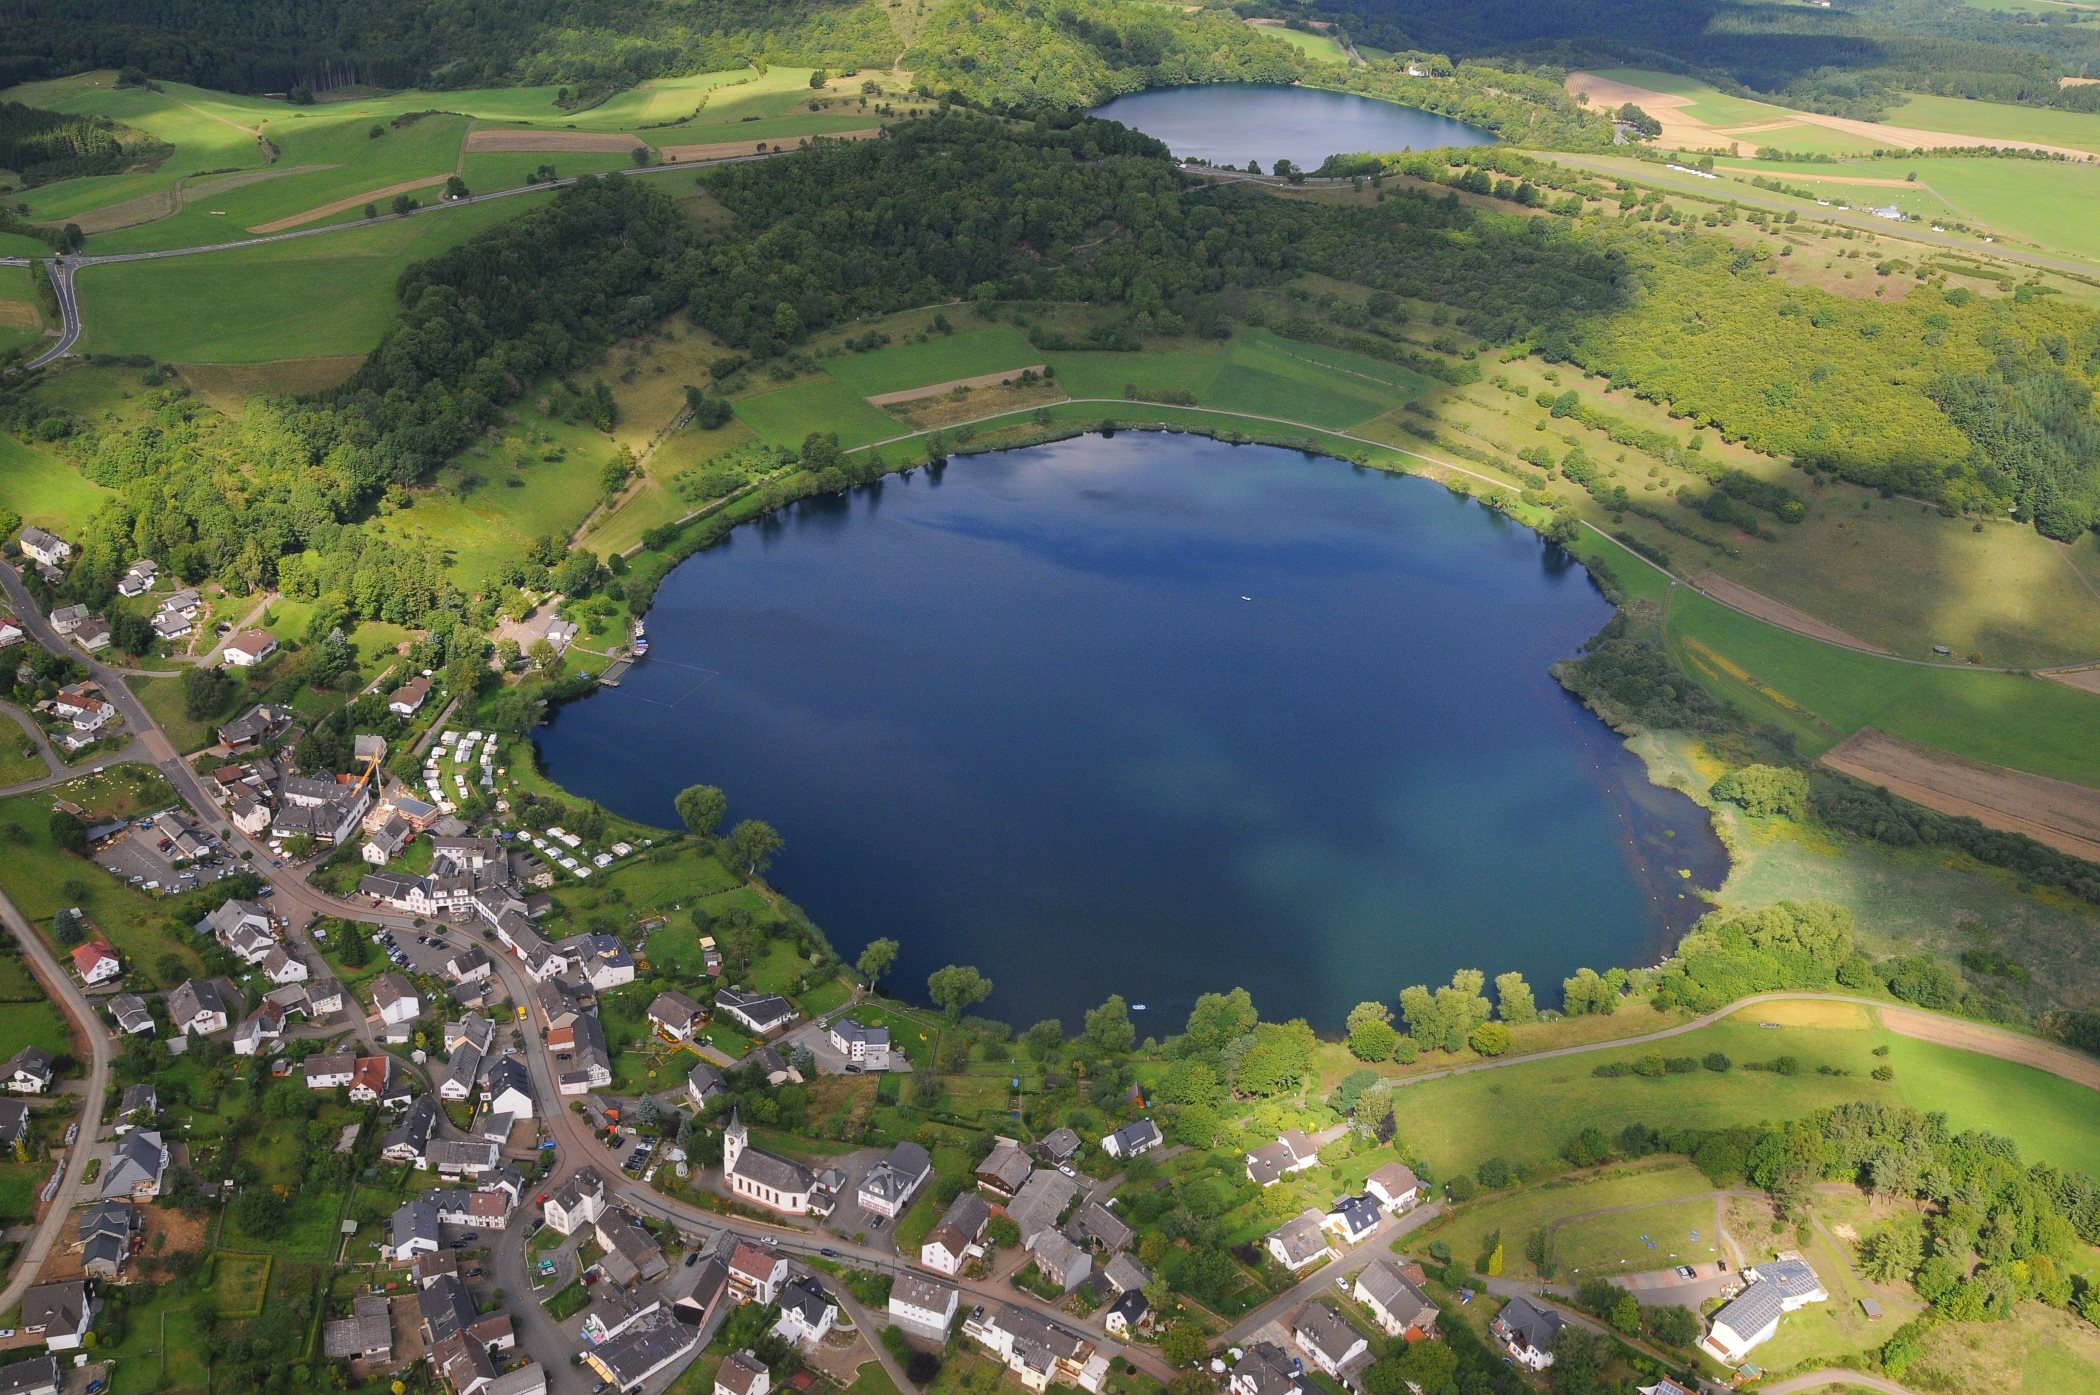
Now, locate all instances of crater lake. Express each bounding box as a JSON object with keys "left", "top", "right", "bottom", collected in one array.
[
  {"left": 537, "top": 432, "right": 1727, "bottom": 1026},
  {"left": 1088, "top": 82, "right": 1495, "bottom": 170}
]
